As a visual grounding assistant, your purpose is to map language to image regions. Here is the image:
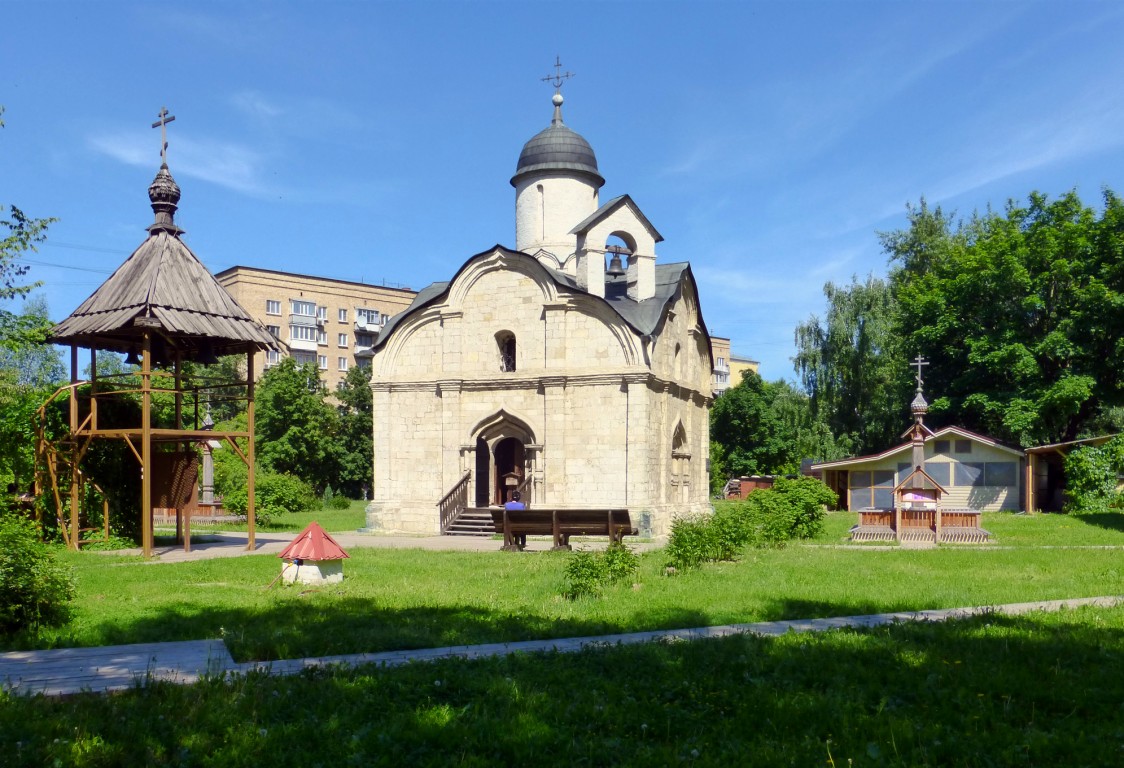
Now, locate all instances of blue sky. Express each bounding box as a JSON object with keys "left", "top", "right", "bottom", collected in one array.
[{"left": 4, "top": 1, "right": 1123, "bottom": 380}]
